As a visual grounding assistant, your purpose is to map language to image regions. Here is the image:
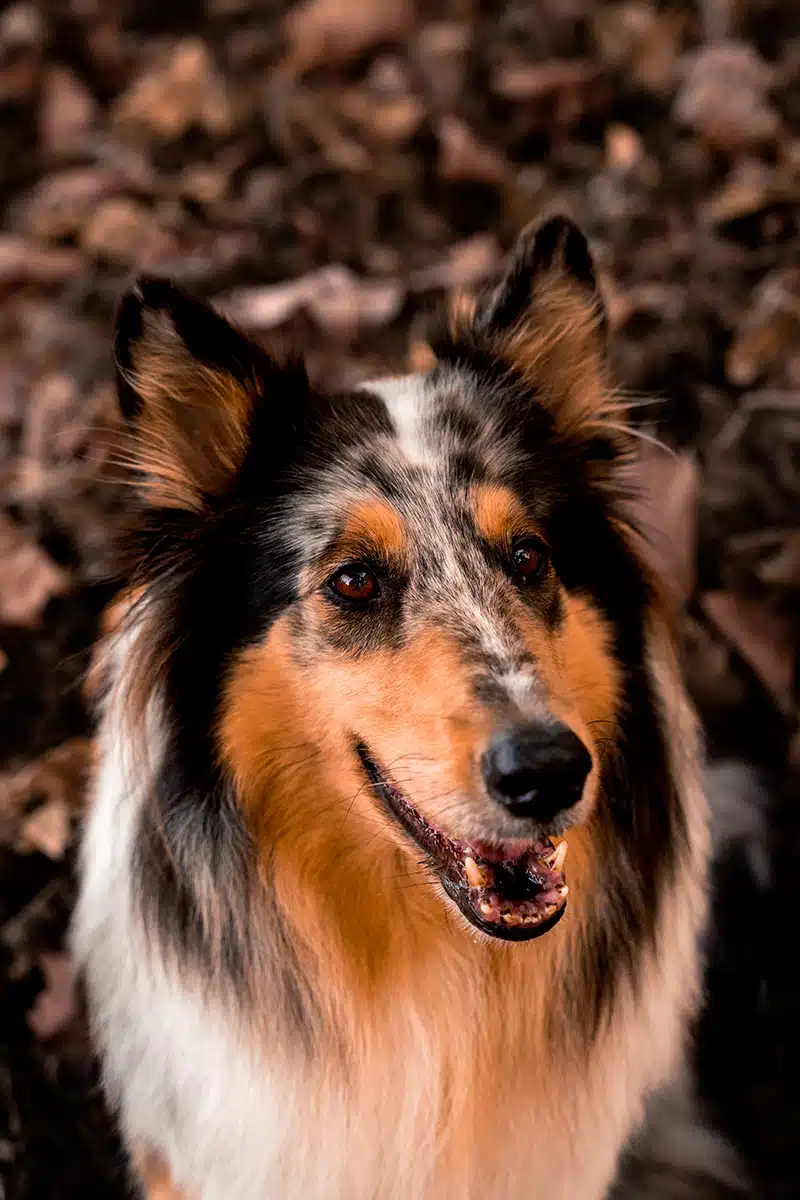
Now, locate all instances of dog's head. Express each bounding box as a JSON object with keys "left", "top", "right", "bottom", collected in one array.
[{"left": 115, "top": 218, "right": 688, "bottom": 971}]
